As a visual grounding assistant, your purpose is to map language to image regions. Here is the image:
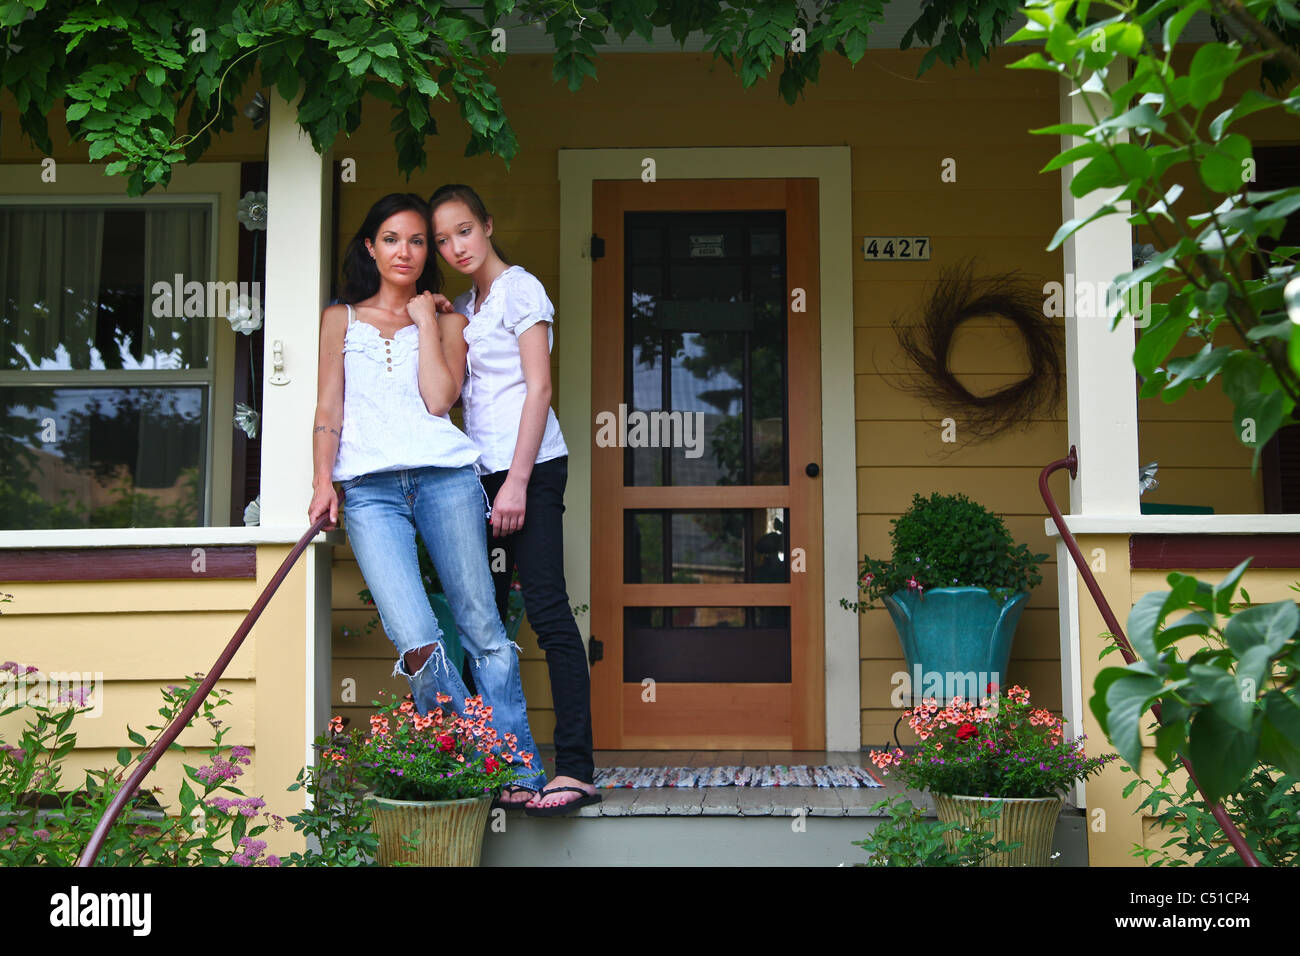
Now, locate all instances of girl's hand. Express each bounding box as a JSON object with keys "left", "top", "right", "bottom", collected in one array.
[
  {"left": 406, "top": 291, "right": 441, "bottom": 330},
  {"left": 309, "top": 484, "right": 340, "bottom": 530},
  {"left": 490, "top": 477, "right": 528, "bottom": 536},
  {"left": 432, "top": 293, "right": 454, "bottom": 313}
]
